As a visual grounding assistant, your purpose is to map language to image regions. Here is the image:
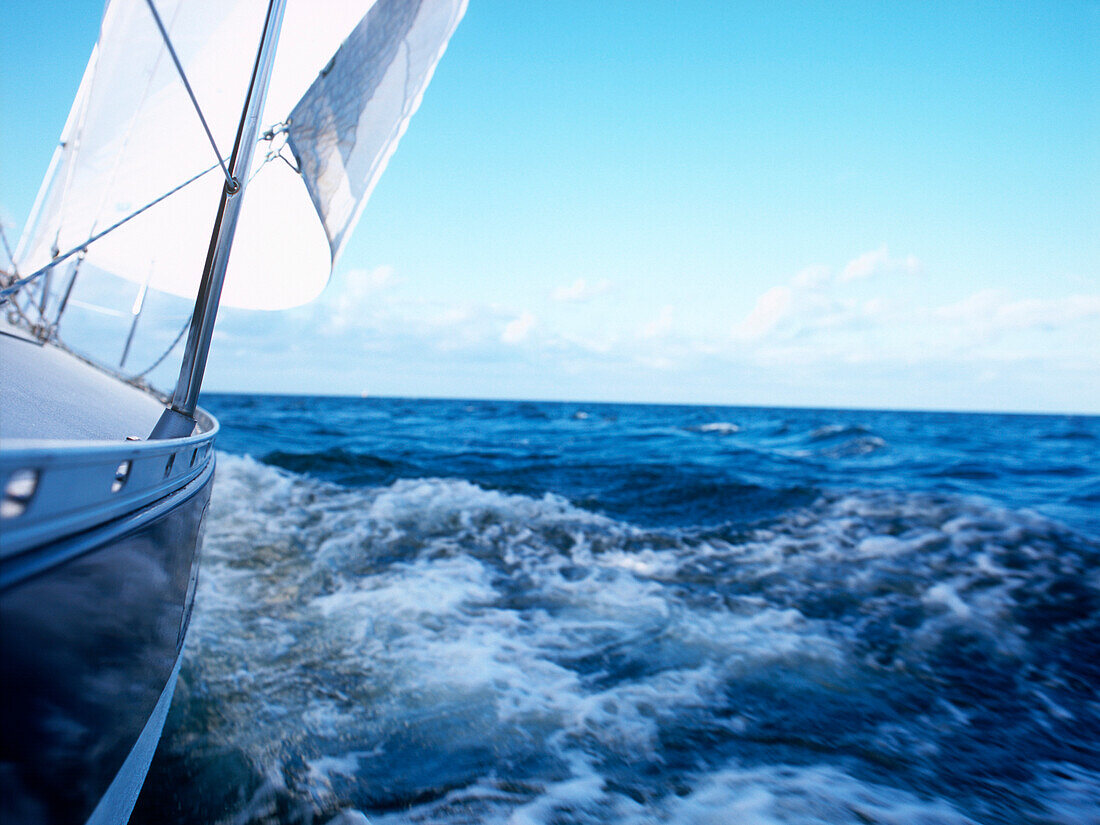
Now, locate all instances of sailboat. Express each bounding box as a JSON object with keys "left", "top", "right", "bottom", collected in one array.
[{"left": 0, "top": 1, "right": 466, "bottom": 822}]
